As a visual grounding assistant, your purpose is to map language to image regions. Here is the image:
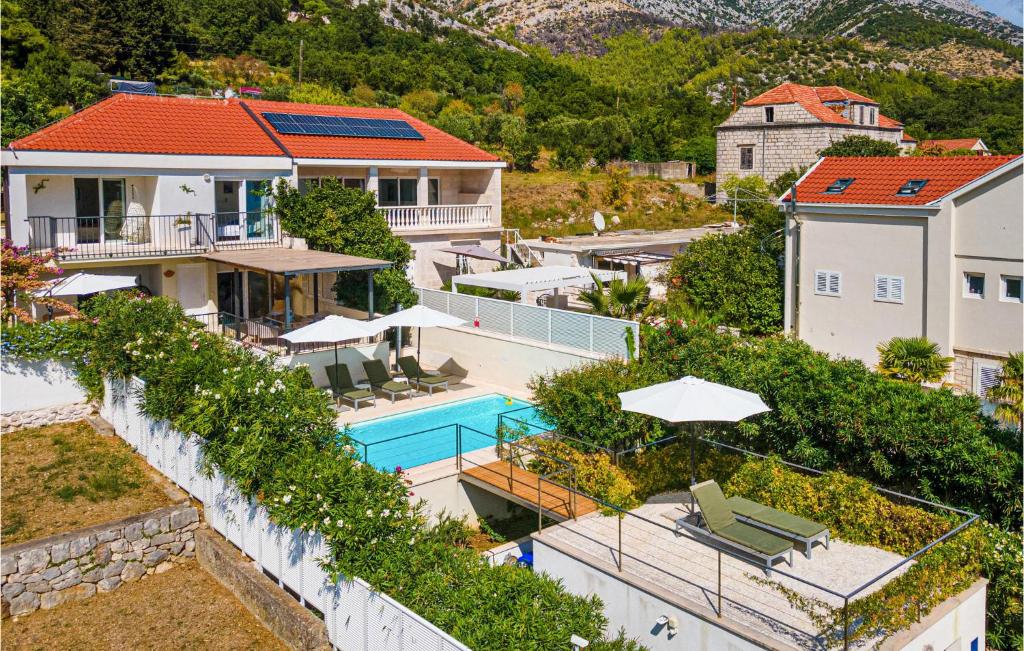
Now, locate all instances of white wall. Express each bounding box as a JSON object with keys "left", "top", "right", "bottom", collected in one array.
[
  {"left": 409, "top": 473, "right": 518, "bottom": 523},
  {"left": 280, "top": 342, "right": 390, "bottom": 387},
  {"left": 533, "top": 539, "right": 770, "bottom": 651},
  {"left": 1, "top": 359, "right": 87, "bottom": 413},
  {"left": 416, "top": 326, "right": 600, "bottom": 390},
  {"left": 882, "top": 579, "right": 987, "bottom": 651}
]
